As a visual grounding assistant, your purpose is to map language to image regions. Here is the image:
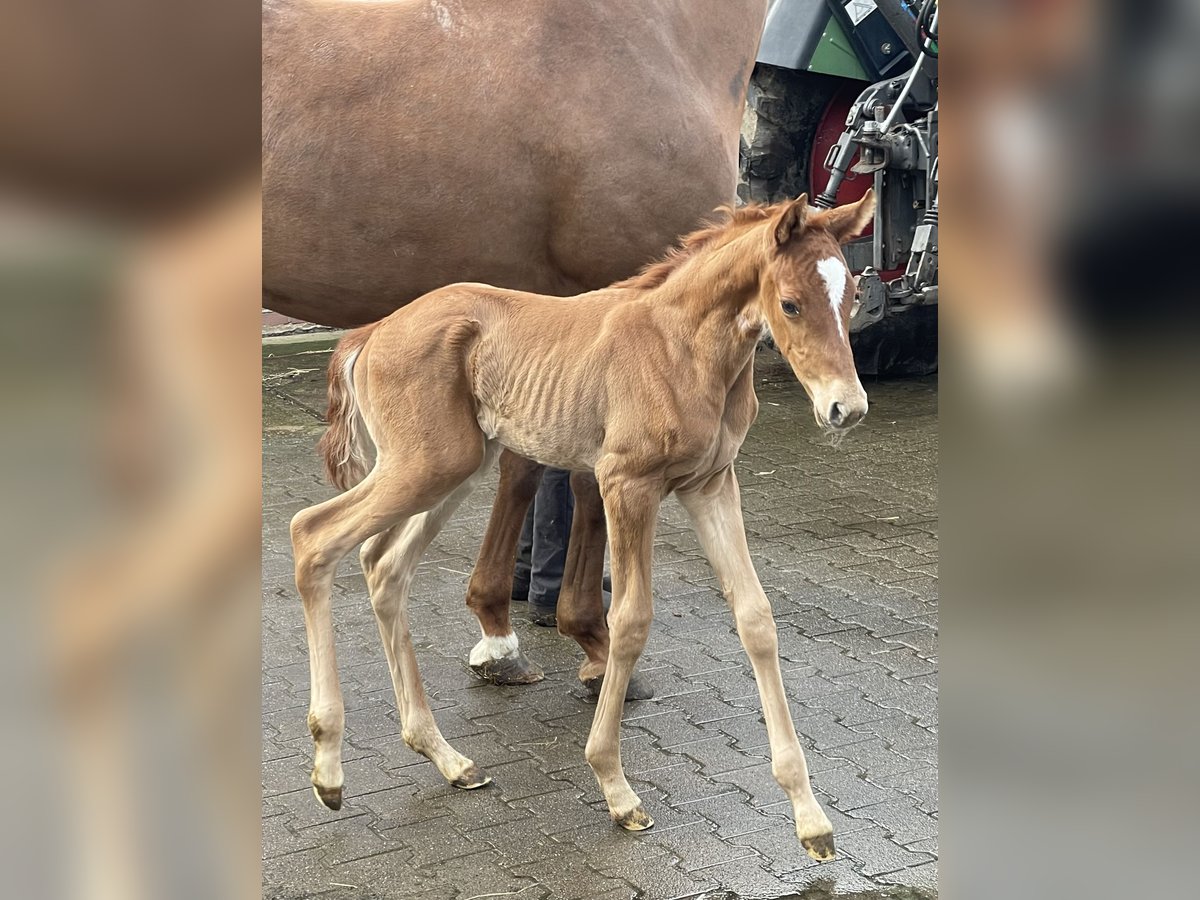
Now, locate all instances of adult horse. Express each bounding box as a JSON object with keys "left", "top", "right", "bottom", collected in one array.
[{"left": 263, "top": 0, "right": 770, "bottom": 688}]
